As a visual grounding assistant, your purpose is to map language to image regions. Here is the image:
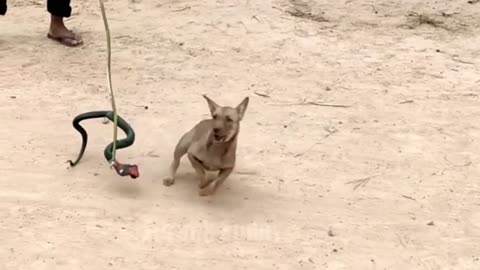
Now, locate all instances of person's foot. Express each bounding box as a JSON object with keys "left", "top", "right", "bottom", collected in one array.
[{"left": 47, "top": 15, "right": 83, "bottom": 47}]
